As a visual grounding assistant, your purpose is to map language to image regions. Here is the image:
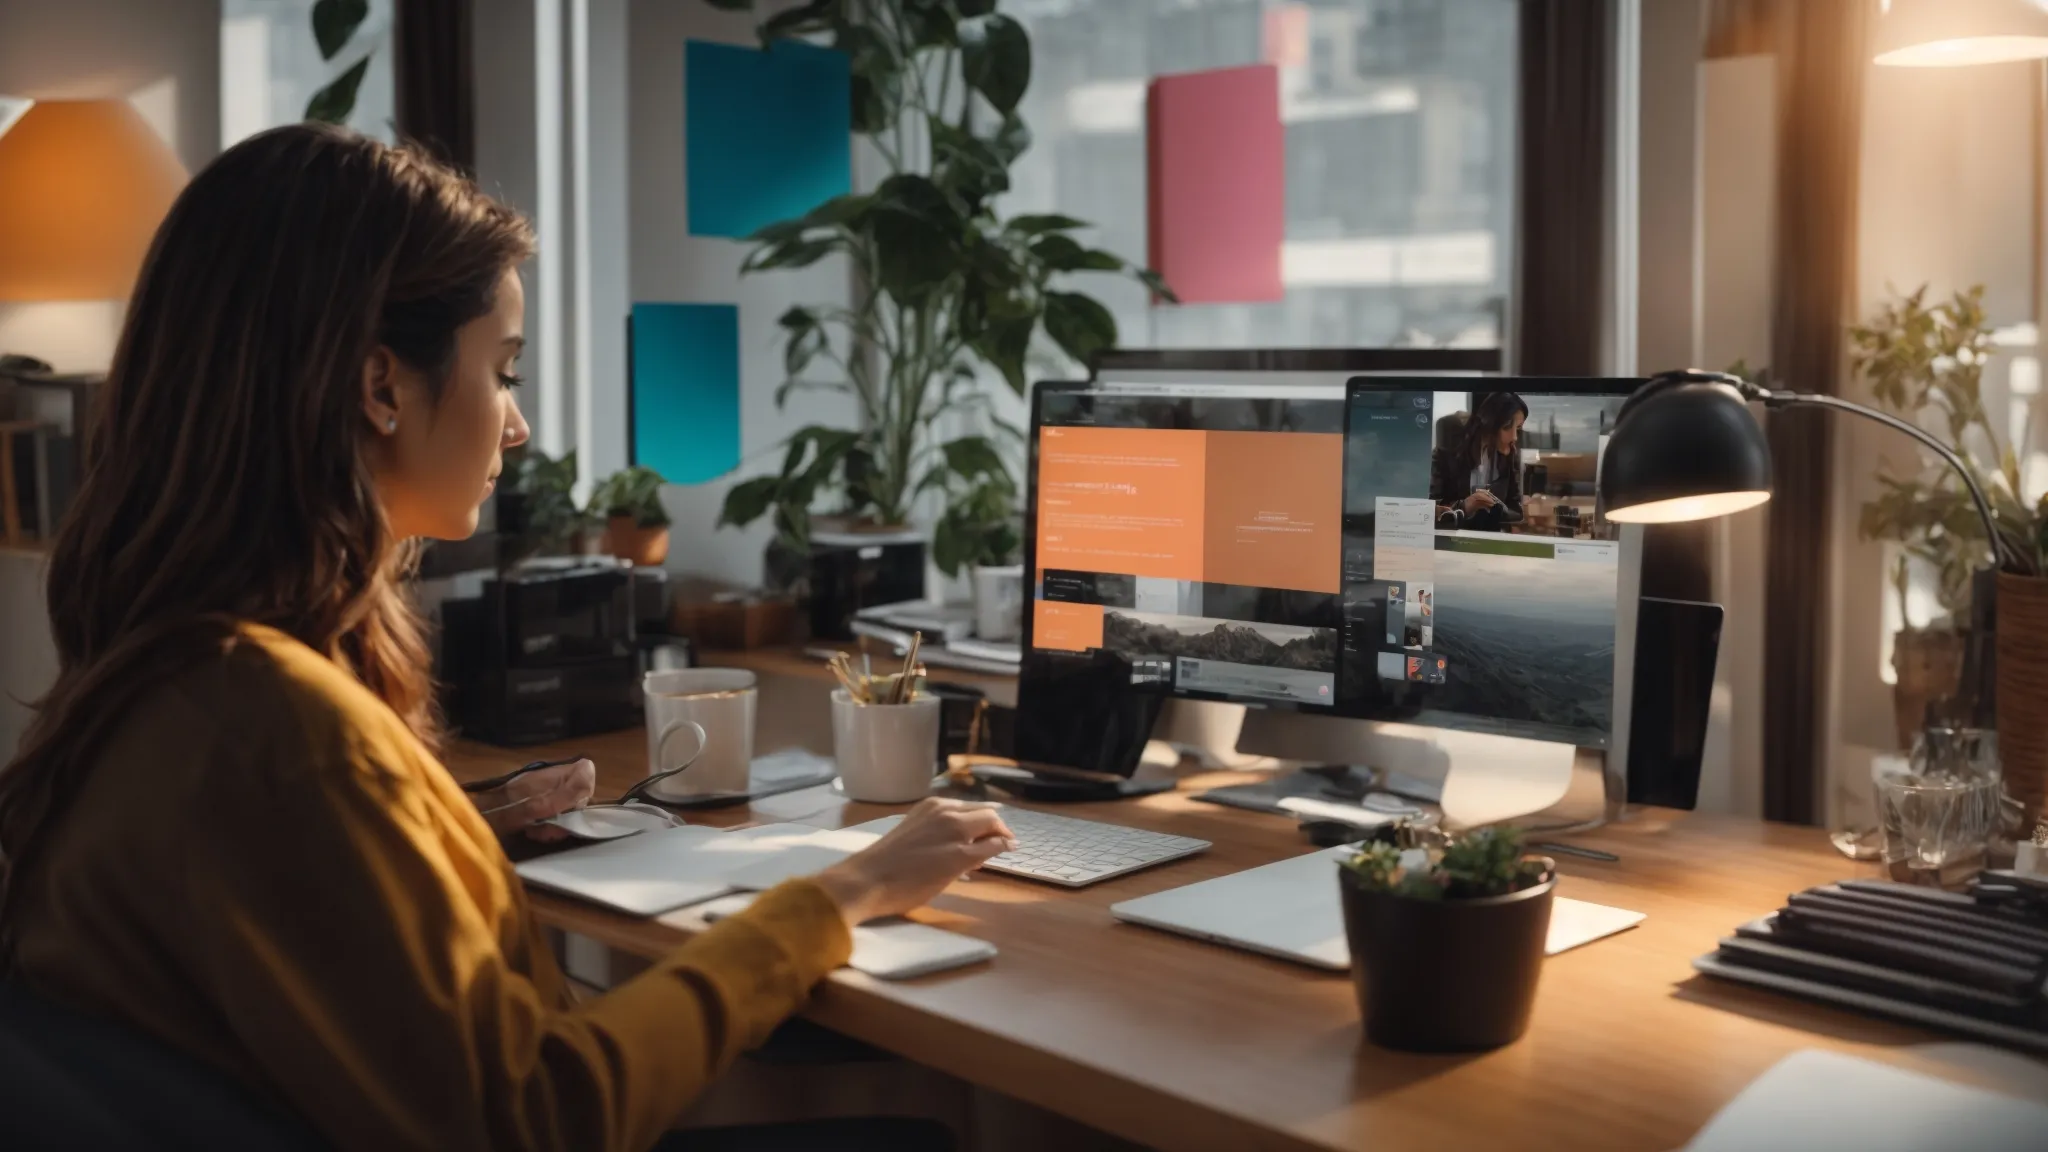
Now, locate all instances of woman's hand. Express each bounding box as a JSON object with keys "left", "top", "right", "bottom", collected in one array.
[
  {"left": 812, "top": 798, "right": 1017, "bottom": 926},
  {"left": 1463, "top": 489, "right": 1501, "bottom": 516},
  {"left": 471, "top": 758, "right": 597, "bottom": 841}
]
